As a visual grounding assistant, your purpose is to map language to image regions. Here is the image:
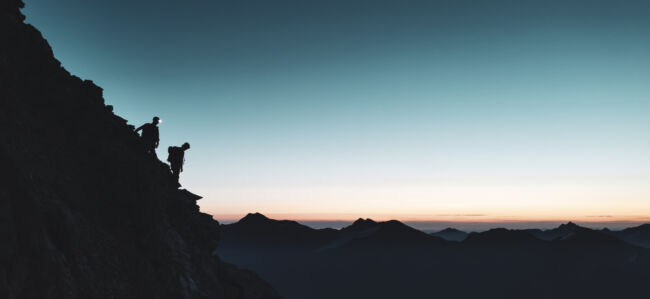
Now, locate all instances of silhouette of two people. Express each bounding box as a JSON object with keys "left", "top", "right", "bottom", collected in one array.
[
  {"left": 135, "top": 116, "right": 191, "bottom": 185},
  {"left": 167, "top": 142, "right": 190, "bottom": 183},
  {"left": 135, "top": 116, "right": 160, "bottom": 157}
]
